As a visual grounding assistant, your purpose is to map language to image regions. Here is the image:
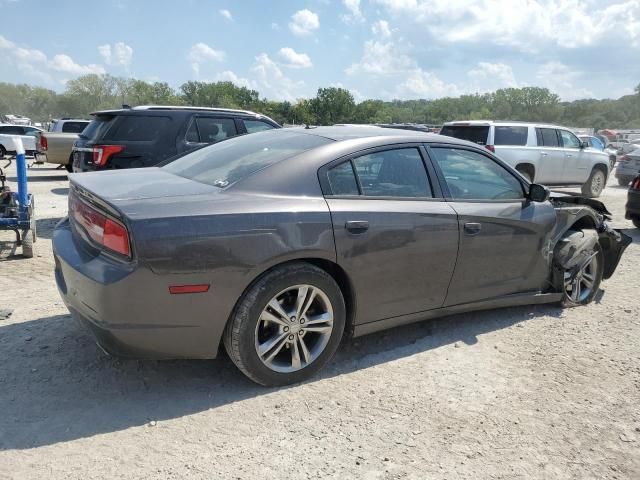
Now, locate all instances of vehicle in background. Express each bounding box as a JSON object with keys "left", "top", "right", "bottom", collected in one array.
[
  {"left": 37, "top": 130, "right": 84, "bottom": 172},
  {"left": 579, "top": 134, "right": 617, "bottom": 169},
  {"left": 1, "top": 114, "right": 32, "bottom": 126},
  {"left": 440, "top": 121, "right": 611, "bottom": 197},
  {"left": 376, "top": 123, "right": 440, "bottom": 133},
  {"left": 615, "top": 146, "right": 640, "bottom": 187},
  {"left": 53, "top": 126, "right": 631, "bottom": 386},
  {"left": 0, "top": 124, "right": 43, "bottom": 158},
  {"left": 626, "top": 174, "right": 640, "bottom": 228},
  {"left": 72, "top": 106, "right": 281, "bottom": 172},
  {"left": 48, "top": 119, "right": 90, "bottom": 133}
]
